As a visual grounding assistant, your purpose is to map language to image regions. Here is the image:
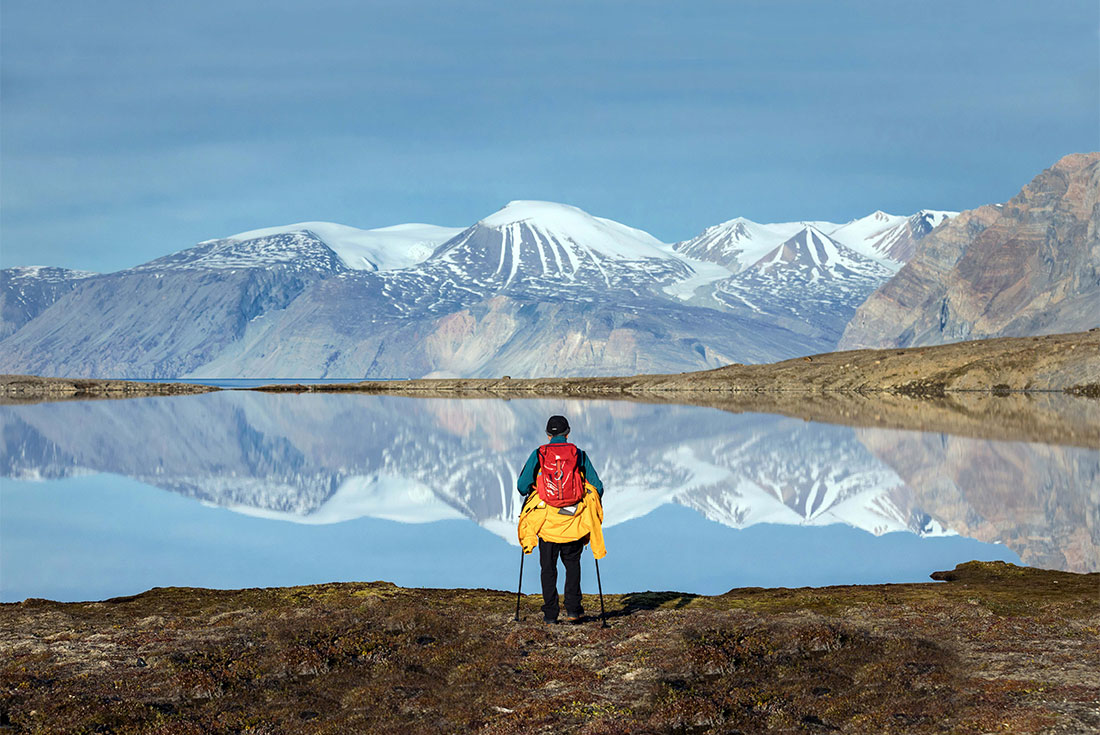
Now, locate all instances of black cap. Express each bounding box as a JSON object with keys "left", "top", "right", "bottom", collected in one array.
[{"left": 546, "top": 415, "right": 570, "bottom": 436}]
